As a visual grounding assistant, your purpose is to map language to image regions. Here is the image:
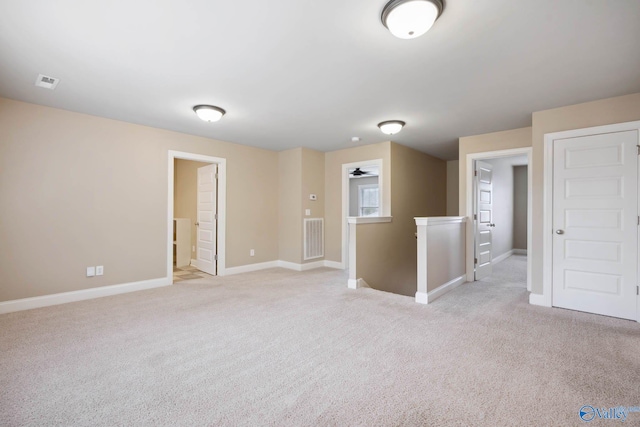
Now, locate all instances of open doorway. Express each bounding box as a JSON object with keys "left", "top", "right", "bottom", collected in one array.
[
  {"left": 173, "top": 159, "right": 216, "bottom": 282},
  {"left": 167, "top": 151, "right": 227, "bottom": 283},
  {"left": 465, "top": 148, "right": 532, "bottom": 291}
]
